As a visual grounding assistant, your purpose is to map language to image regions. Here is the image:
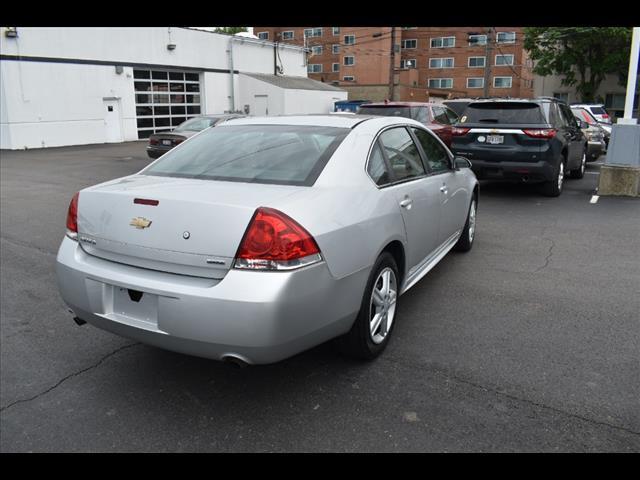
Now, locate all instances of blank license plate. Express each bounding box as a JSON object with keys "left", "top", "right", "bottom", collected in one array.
[
  {"left": 113, "top": 287, "right": 158, "bottom": 324},
  {"left": 162, "top": 139, "right": 172, "bottom": 146},
  {"left": 486, "top": 135, "right": 504, "bottom": 144}
]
